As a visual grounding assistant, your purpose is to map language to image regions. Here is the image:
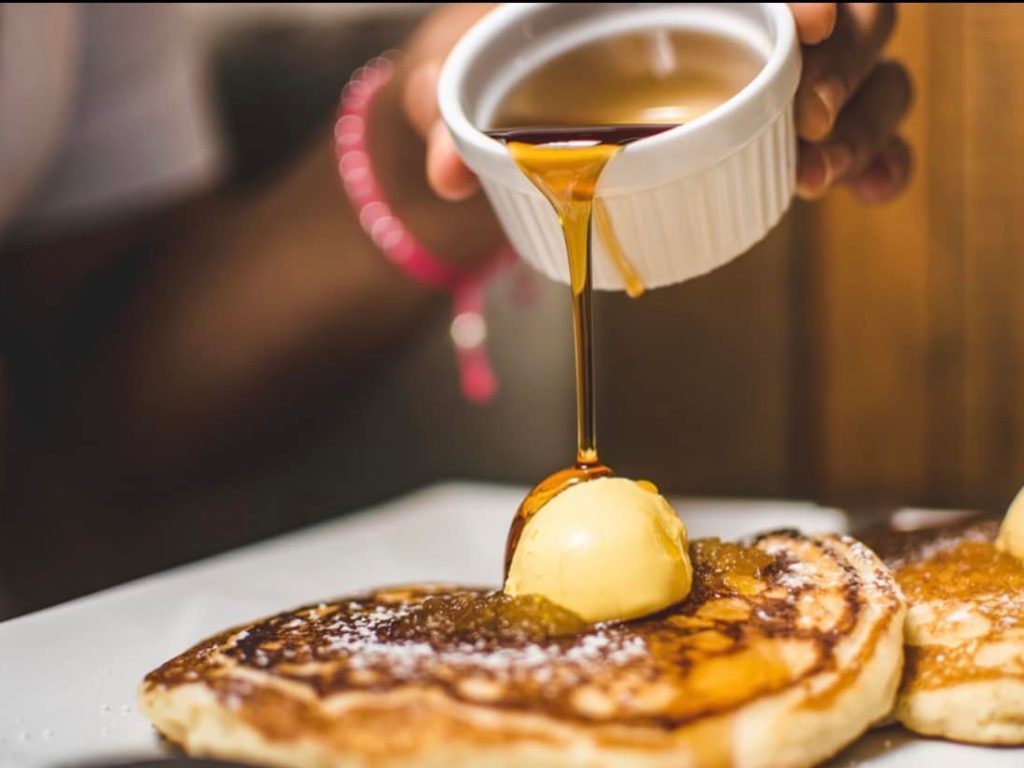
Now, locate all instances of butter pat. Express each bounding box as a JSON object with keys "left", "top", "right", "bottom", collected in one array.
[
  {"left": 997, "top": 485, "right": 1024, "bottom": 562},
  {"left": 504, "top": 477, "right": 692, "bottom": 622}
]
